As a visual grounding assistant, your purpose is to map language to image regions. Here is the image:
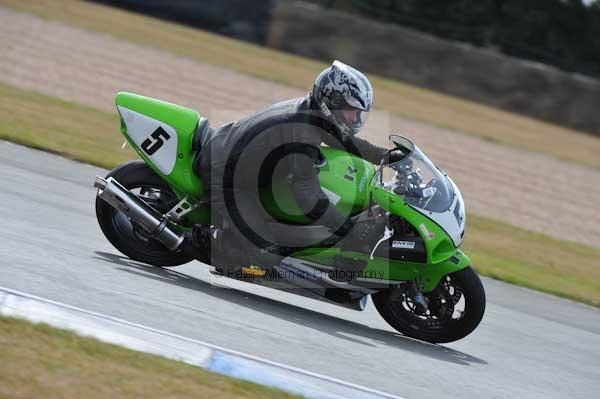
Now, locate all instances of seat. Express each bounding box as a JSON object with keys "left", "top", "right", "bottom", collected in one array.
[
  {"left": 192, "top": 118, "right": 212, "bottom": 177},
  {"left": 192, "top": 118, "right": 211, "bottom": 152}
]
